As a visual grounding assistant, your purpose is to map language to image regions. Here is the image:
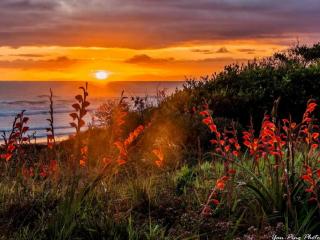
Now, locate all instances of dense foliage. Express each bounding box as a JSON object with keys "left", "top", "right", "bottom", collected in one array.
[
  {"left": 167, "top": 43, "right": 320, "bottom": 127},
  {"left": 1, "top": 43, "right": 320, "bottom": 239}
]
